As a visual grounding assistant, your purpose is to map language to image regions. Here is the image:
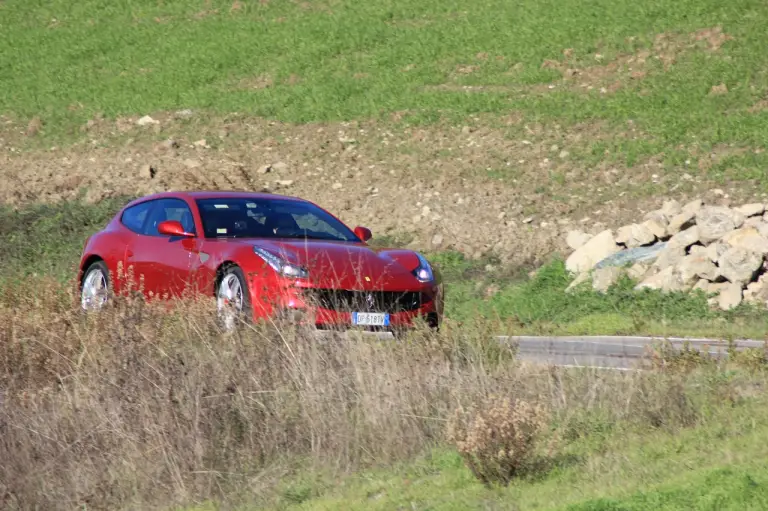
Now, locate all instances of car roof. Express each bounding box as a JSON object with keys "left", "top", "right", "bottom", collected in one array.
[{"left": 125, "top": 190, "right": 308, "bottom": 207}]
